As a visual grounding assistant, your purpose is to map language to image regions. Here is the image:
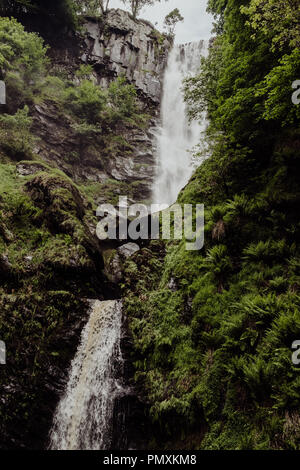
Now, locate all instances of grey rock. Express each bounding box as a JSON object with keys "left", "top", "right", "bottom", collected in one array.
[
  {"left": 118, "top": 243, "right": 140, "bottom": 259},
  {"left": 16, "top": 163, "right": 46, "bottom": 176},
  {"left": 82, "top": 9, "right": 172, "bottom": 103},
  {"left": 0, "top": 255, "right": 12, "bottom": 274},
  {"left": 168, "top": 277, "right": 178, "bottom": 292},
  {"left": 29, "top": 9, "right": 170, "bottom": 203}
]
